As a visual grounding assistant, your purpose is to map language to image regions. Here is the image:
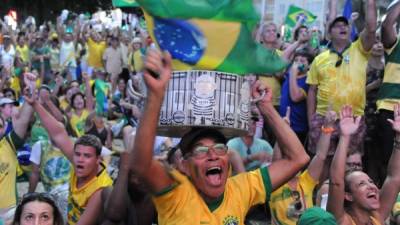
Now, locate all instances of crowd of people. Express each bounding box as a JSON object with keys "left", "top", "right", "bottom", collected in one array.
[{"left": 1, "top": 0, "right": 400, "bottom": 224}]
